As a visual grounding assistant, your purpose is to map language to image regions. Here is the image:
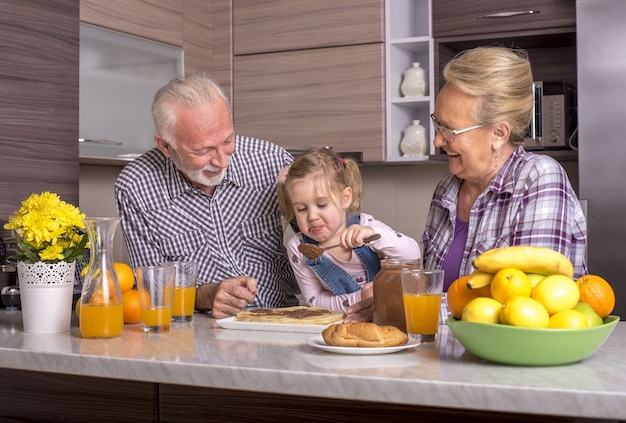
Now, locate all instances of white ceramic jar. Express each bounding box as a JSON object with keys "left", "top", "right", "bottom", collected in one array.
[
  {"left": 400, "top": 62, "right": 428, "bottom": 97},
  {"left": 400, "top": 120, "right": 429, "bottom": 157}
]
